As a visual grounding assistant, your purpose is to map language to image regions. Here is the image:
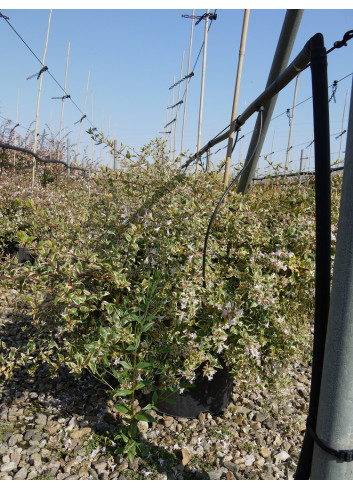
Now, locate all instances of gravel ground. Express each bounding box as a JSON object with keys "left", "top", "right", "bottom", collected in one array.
[{"left": 0, "top": 287, "right": 311, "bottom": 480}]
